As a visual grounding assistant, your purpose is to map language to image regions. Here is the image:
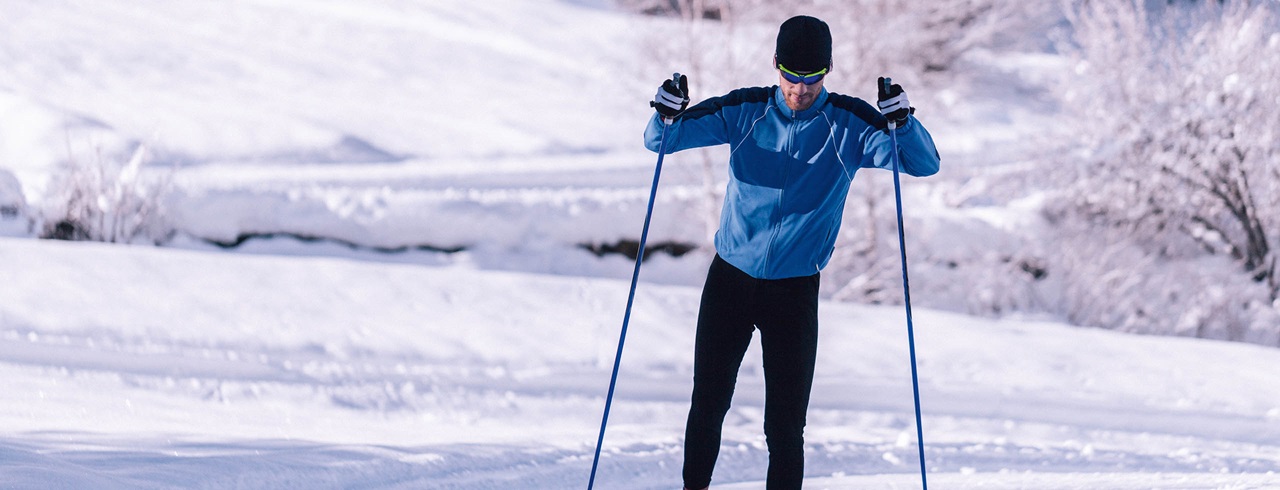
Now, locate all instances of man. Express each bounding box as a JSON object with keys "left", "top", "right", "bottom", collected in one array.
[{"left": 644, "top": 15, "right": 941, "bottom": 490}]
